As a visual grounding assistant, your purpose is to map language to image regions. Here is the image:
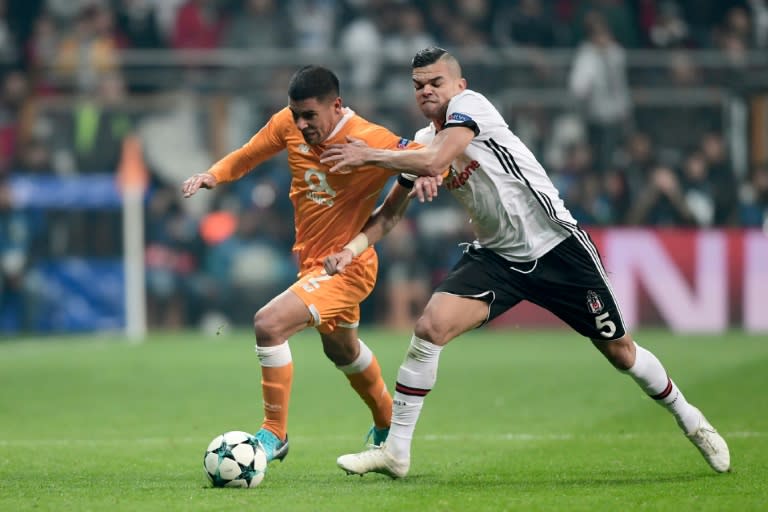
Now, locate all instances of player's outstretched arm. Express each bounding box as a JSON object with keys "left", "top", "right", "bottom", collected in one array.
[
  {"left": 181, "top": 172, "right": 218, "bottom": 198},
  {"left": 320, "top": 127, "right": 474, "bottom": 177}
]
